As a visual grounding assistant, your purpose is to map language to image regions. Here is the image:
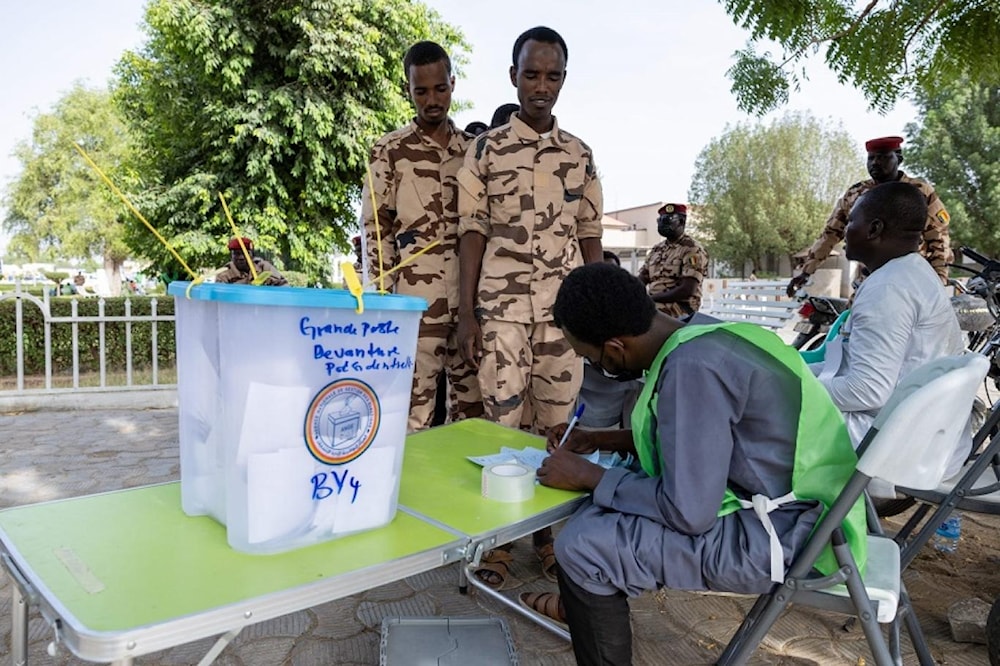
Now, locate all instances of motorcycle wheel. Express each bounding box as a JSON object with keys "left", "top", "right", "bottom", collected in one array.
[
  {"left": 790, "top": 331, "right": 815, "bottom": 350},
  {"left": 805, "top": 334, "right": 827, "bottom": 351},
  {"left": 792, "top": 331, "right": 826, "bottom": 350},
  {"left": 871, "top": 497, "right": 916, "bottom": 517}
]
